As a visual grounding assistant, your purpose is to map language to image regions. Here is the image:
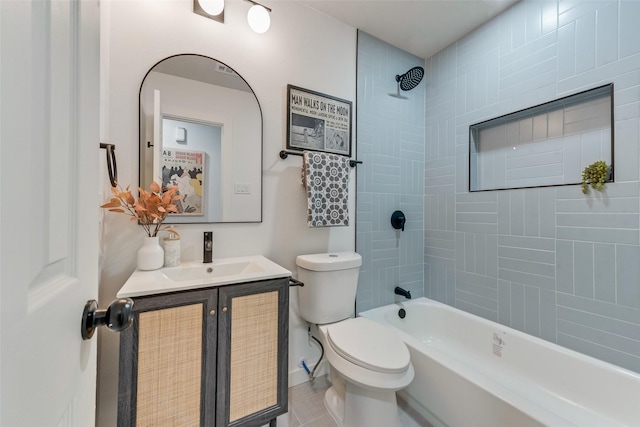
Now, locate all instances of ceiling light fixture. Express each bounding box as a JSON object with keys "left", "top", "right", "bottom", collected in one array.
[
  {"left": 245, "top": 0, "right": 271, "bottom": 34},
  {"left": 194, "top": 0, "right": 224, "bottom": 23}
]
